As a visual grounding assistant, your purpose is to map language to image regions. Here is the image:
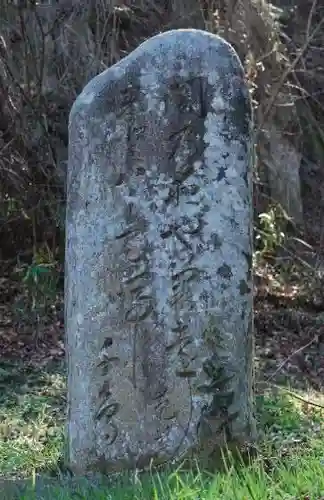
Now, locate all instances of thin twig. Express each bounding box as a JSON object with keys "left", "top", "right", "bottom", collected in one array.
[
  {"left": 306, "top": 0, "right": 318, "bottom": 41},
  {"left": 266, "top": 335, "right": 318, "bottom": 382},
  {"left": 269, "top": 383, "right": 324, "bottom": 410},
  {"left": 257, "top": 14, "right": 324, "bottom": 134}
]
